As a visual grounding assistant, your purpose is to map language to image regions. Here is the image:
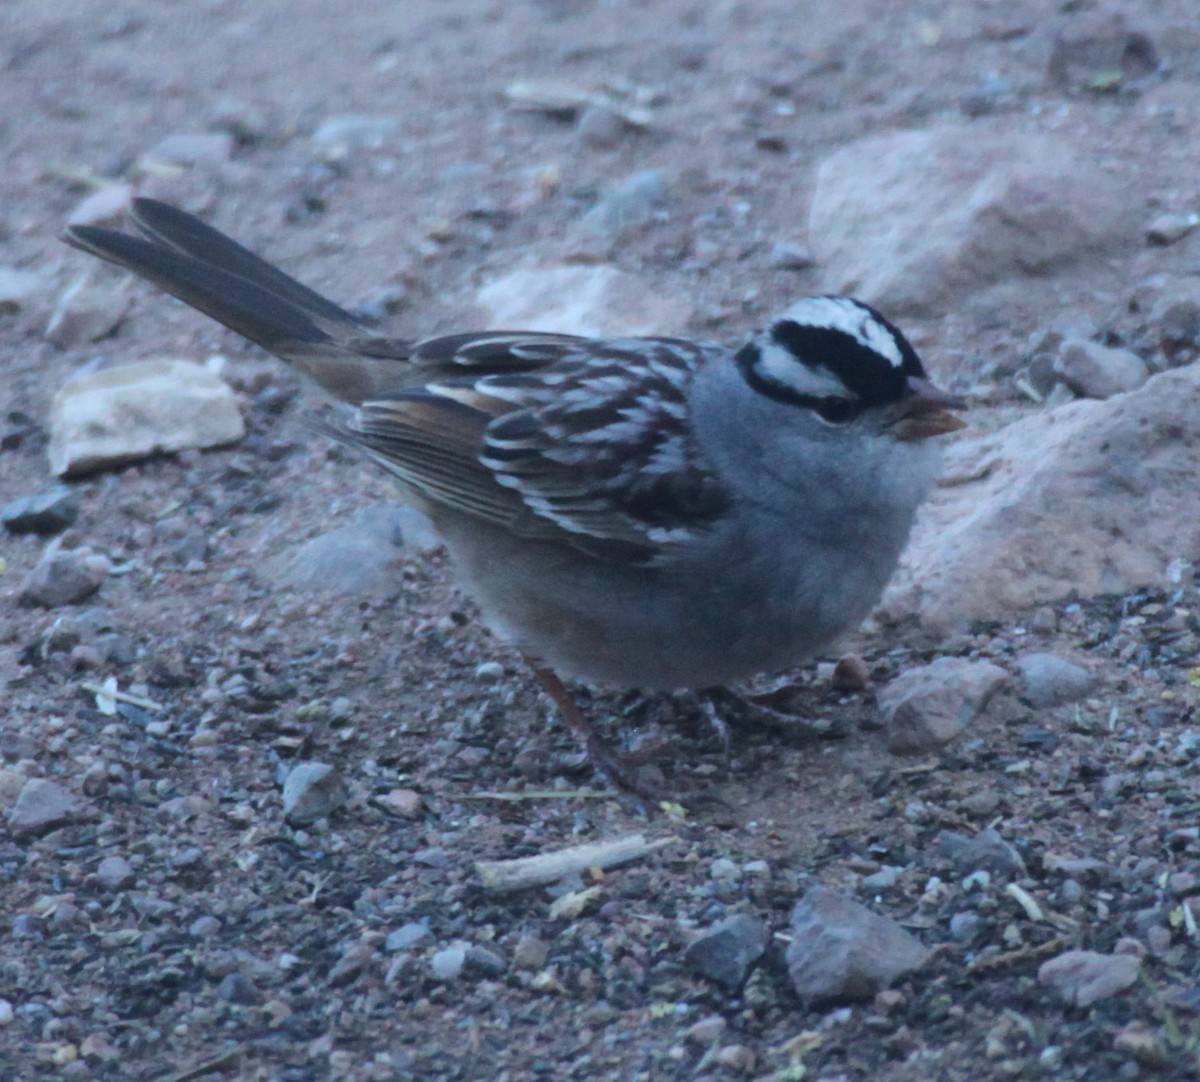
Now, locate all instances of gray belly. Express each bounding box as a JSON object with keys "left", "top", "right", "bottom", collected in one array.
[{"left": 433, "top": 511, "right": 900, "bottom": 690}]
